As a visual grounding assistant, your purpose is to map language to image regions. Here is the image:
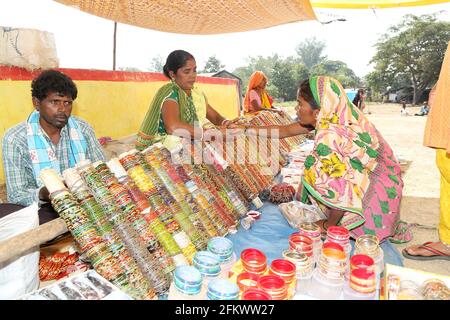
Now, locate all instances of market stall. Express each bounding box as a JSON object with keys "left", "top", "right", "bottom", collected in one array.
[{"left": 6, "top": 110, "right": 446, "bottom": 301}]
